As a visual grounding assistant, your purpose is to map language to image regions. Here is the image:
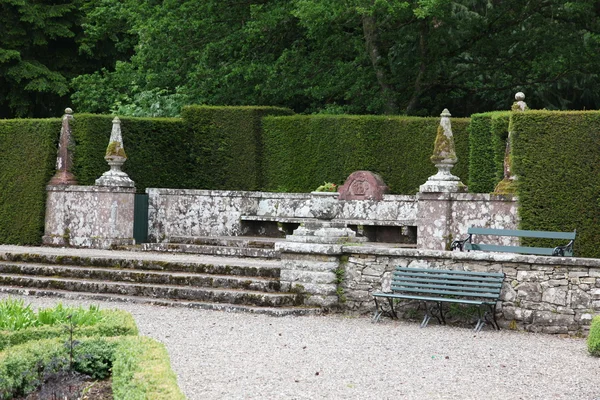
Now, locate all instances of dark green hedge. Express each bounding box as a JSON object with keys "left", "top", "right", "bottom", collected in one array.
[
  {"left": 512, "top": 111, "right": 600, "bottom": 258},
  {"left": 262, "top": 115, "right": 470, "bottom": 194},
  {"left": 71, "top": 114, "right": 189, "bottom": 192},
  {"left": 0, "top": 119, "right": 60, "bottom": 245},
  {"left": 468, "top": 112, "right": 510, "bottom": 193},
  {"left": 181, "top": 105, "right": 294, "bottom": 190}
]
